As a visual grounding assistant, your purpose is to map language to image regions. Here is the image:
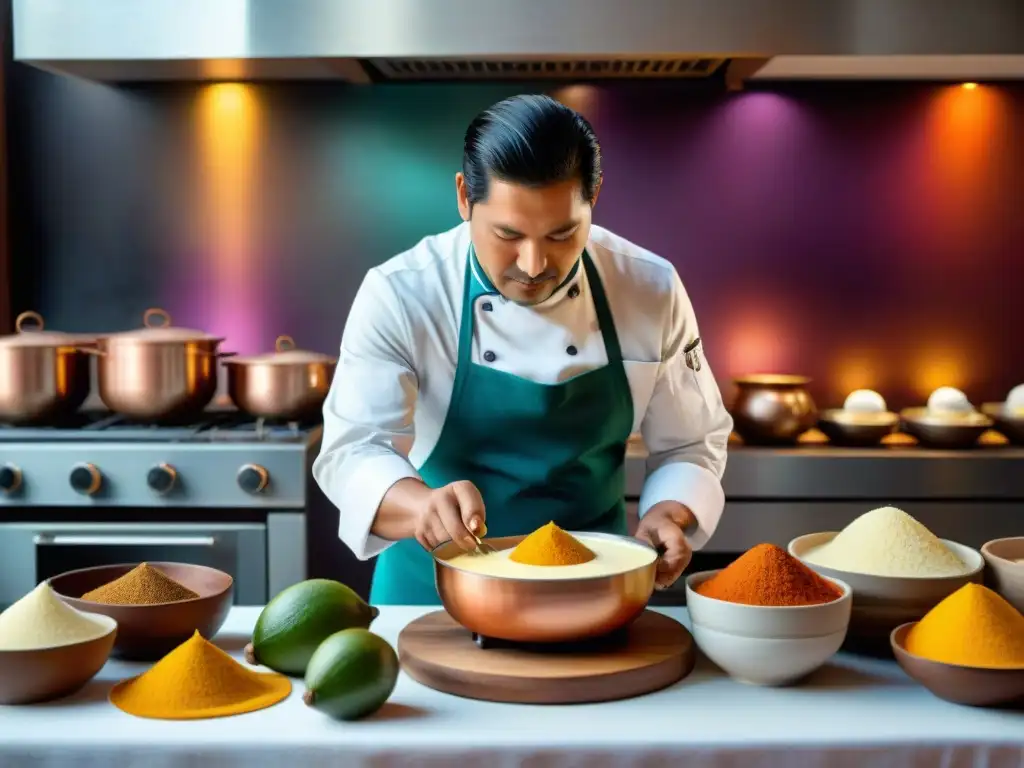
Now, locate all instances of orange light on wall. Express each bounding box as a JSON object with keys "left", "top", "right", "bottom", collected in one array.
[
  {"left": 911, "top": 344, "right": 969, "bottom": 401},
  {"left": 721, "top": 307, "right": 794, "bottom": 377},
  {"left": 923, "top": 83, "right": 1008, "bottom": 251},
  {"left": 195, "top": 83, "right": 264, "bottom": 353},
  {"left": 832, "top": 351, "right": 880, "bottom": 397}
]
